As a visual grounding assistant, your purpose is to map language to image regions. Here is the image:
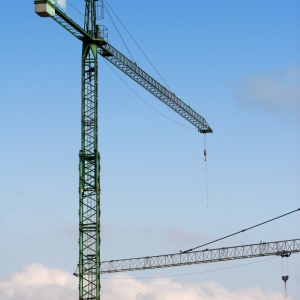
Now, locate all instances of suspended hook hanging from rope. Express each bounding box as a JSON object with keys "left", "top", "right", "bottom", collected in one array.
[
  {"left": 204, "top": 134, "right": 207, "bottom": 161},
  {"left": 203, "top": 134, "right": 210, "bottom": 207},
  {"left": 280, "top": 251, "right": 291, "bottom": 298},
  {"left": 282, "top": 275, "right": 289, "bottom": 299}
]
